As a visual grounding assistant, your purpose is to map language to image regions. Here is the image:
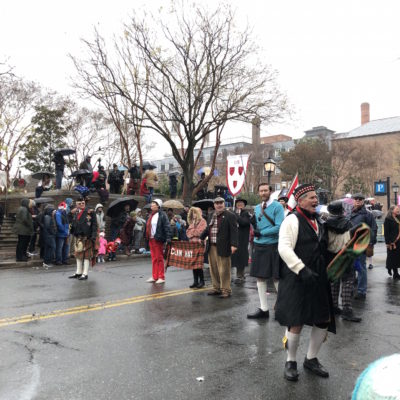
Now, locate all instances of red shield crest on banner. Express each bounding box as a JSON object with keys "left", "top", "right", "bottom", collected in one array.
[{"left": 226, "top": 154, "right": 250, "bottom": 197}]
